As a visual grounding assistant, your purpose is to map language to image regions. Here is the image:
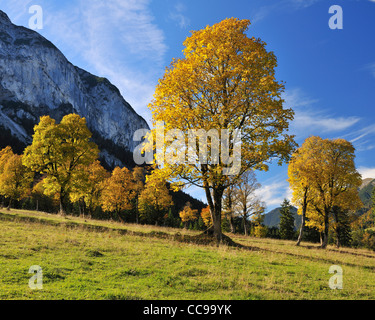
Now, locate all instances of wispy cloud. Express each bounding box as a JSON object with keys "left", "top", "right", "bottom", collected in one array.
[
  {"left": 360, "top": 62, "right": 375, "bottom": 78},
  {"left": 340, "top": 124, "right": 375, "bottom": 151},
  {"left": 41, "top": 0, "right": 167, "bottom": 123},
  {"left": 0, "top": 0, "right": 33, "bottom": 24},
  {"left": 169, "top": 2, "right": 190, "bottom": 29},
  {"left": 283, "top": 88, "right": 361, "bottom": 137},
  {"left": 289, "top": 0, "right": 321, "bottom": 9},
  {"left": 251, "top": 0, "right": 321, "bottom": 24},
  {"left": 368, "top": 63, "right": 375, "bottom": 77},
  {"left": 255, "top": 179, "right": 291, "bottom": 210}
]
